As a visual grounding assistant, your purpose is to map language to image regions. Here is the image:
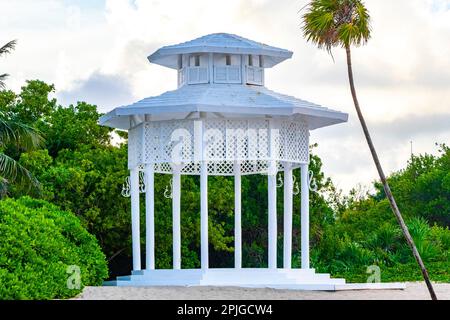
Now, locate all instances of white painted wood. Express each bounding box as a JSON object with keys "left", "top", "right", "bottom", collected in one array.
[
  {"left": 193, "top": 120, "right": 203, "bottom": 163},
  {"left": 188, "top": 53, "right": 209, "bottom": 67},
  {"left": 240, "top": 54, "right": 246, "bottom": 85},
  {"left": 187, "top": 66, "right": 209, "bottom": 84},
  {"left": 234, "top": 162, "right": 242, "bottom": 269},
  {"left": 177, "top": 68, "right": 186, "bottom": 87},
  {"left": 301, "top": 164, "right": 310, "bottom": 269},
  {"left": 208, "top": 53, "right": 214, "bottom": 84},
  {"left": 130, "top": 168, "right": 141, "bottom": 271},
  {"left": 213, "top": 53, "right": 241, "bottom": 66},
  {"left": 198, "top": 118, "right": 209, "bottom": 269},
  {"left": 145, "top": 164, "right": 155, "bottom": 270},
  {"left": 245, "top": 66, "right": 264, "bottom": 85},
  {"left": 200, "top": 161, "right": 209, "bottom": 269},
  {"left": 268, "top": 119, "right": 278, "bottom": 269},
  {"left": 283, "top": 166, "right": 293, "bottom": 269},
  {"left": 101, "top": 33, "right": 351, "bottom": 289},
  {"left": 101, "top": 33, "right": 348, "bottom": 131},
  {"left": 100, "top": 84, "right": 348, "bottom": 131},
  {"left": 268, "top": 172, "right": 277, "bottom": 269},
  {"left": 148, "top": 33, "right": 293, "bottom": 70},
  {"left": 172, "top": 169, "right": 181, "bottom": 269},
  {"left": 214, "top": 66, "right": 242, "bottom": 83}
]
